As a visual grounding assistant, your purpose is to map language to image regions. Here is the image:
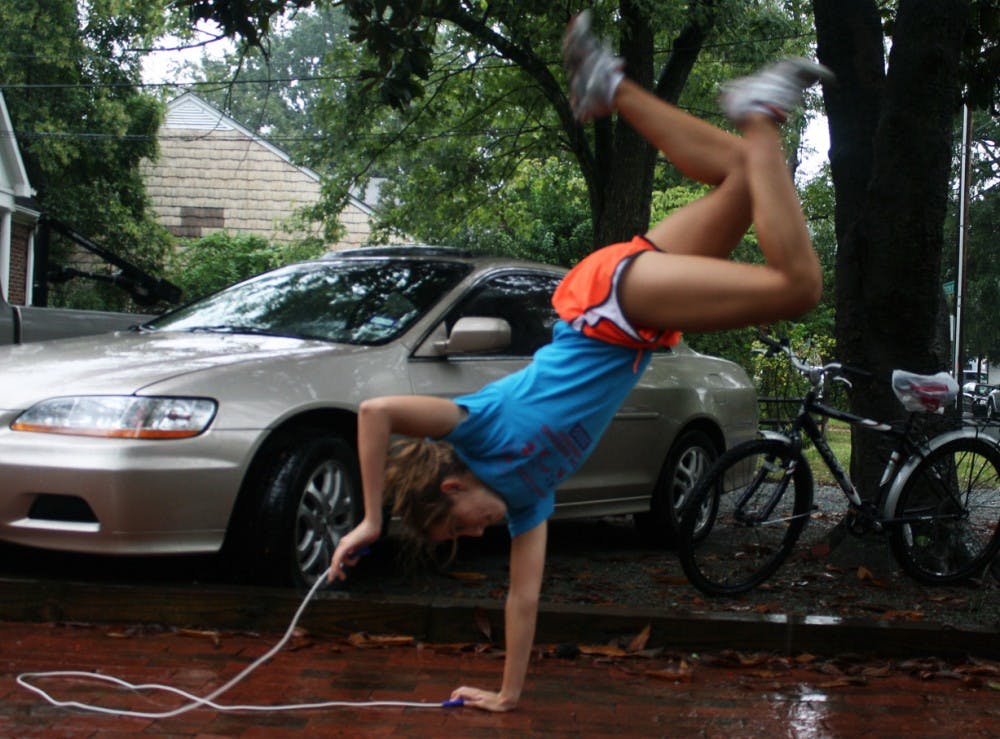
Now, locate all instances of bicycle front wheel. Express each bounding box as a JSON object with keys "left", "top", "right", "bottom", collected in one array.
[
  {"left": 678, "top": 438, "right": 814, "bottom": 596},
  {"left": 889, "top": 437, "right": 1000, "bottom": 584}
]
